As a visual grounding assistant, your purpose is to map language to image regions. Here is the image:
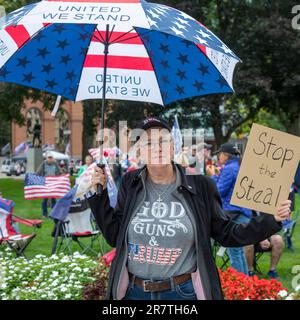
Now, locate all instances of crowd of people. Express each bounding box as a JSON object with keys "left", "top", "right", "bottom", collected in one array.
[
  {"left": 36, "top": 118, "right": 298, "bottom": 288},
  {"left": 87, "top": 117, "right": 291, "bottom": 300}
]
